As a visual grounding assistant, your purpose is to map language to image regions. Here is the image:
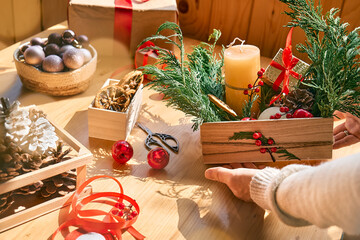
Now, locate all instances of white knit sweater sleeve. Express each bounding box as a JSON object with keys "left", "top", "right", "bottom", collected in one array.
[{"left": 250, "top": 152, "right": 360, "bottom": 235}]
